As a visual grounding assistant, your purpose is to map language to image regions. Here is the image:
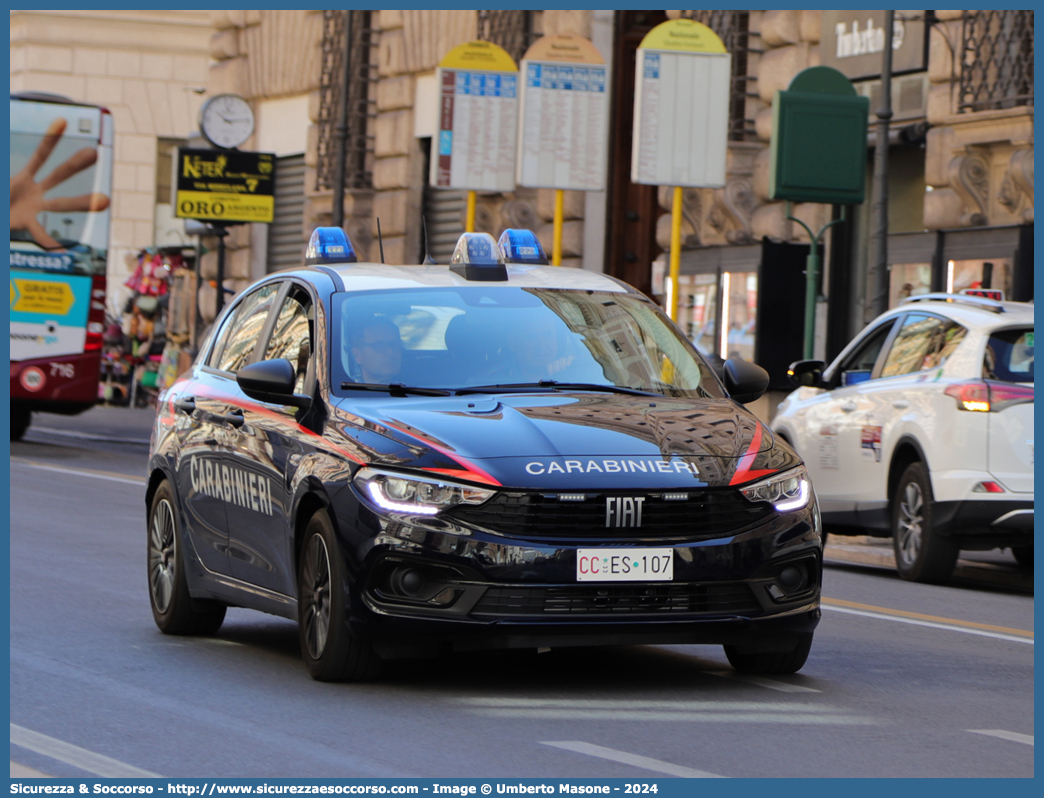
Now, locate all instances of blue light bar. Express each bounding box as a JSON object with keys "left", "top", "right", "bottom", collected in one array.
[
  {"left": 497, "top": 228, "right": 548, "bottom": 265},
  {"left": 305, "top": 226, "right": 357, "bottom": 265},
  {"left": 449, "top": 233, "right": 508, "bottom": 281}
]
